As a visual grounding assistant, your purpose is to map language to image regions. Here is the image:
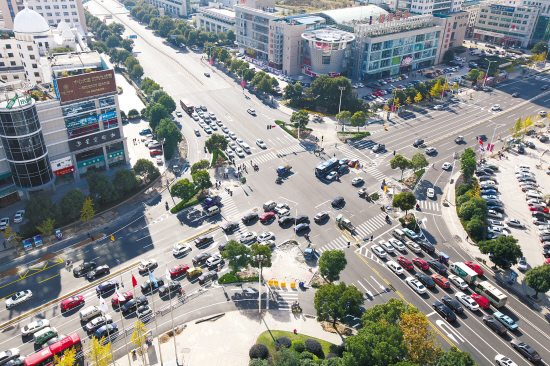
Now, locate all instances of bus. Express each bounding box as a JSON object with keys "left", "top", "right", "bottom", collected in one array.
[
  {"left": 25, "top": 333, "right": 82, "bottom": 366},
  {"left": 180, "top": 99, "right": 194, "bottom": 114},
  {"left": 474, "top": 280, "right": 507, "bottom": 308},
  {"left": 315, "top": 158, "right": 339, "bottom": 178}
]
